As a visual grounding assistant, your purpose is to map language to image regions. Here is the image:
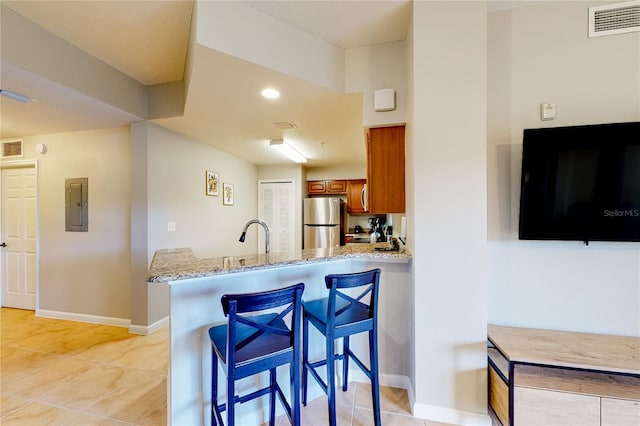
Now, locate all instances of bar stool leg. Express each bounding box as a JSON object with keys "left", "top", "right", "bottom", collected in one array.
[
  {"left": 211, "top": 352, "right": 218, "bottom": 426},
  {"left": 342, "top": 336, "right": 349, "bottom": 391},
  {"left": 269, "top": 368, "right": 277, "bottom": 425},
  {"left": 302, "top": 315, "right": 309, "bottom": 406},
  {"left": 290, "top": 356, "right": 300, "bottom": 426},
  {"left": 227, "top": 372, "right": 235, "bottom": 426},
  {"left": 369, "top": 329, "right": 381, "bottom": 426},
  {"left": 326, "top": 335, "right": 337, "bottom": 426}
]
